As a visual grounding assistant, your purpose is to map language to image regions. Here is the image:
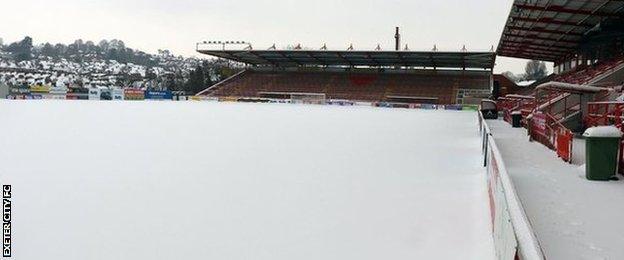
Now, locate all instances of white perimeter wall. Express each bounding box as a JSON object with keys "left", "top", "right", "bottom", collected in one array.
[{"left": 479, "top": 113, "right": 546, "bottom": 260}]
